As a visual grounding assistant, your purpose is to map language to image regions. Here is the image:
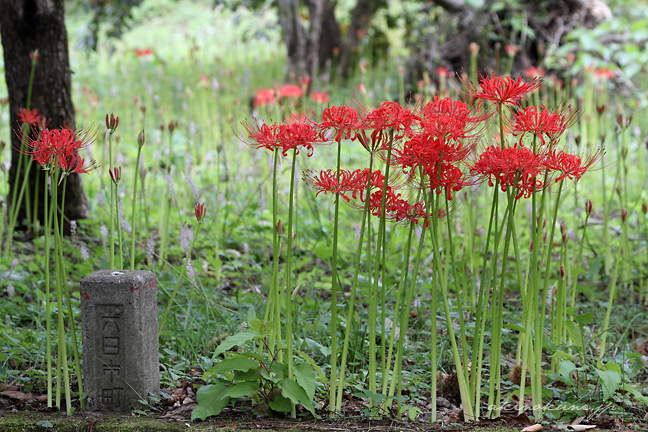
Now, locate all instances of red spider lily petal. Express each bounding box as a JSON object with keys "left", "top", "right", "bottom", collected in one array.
[
  {"left": 359, "top": 101, "right": 419, "bottom": 139},
  {"left": 280, "top": 84, "right": 303, "bottom": 99},
  {"left": 394, "top": 134, "right": 468, "bottom": 173},
  {"left": 63, "top": 154, "right": 99, "bottom": 174},
  {"left": 543, "top": 149, "right": 599, "bottom": 182},
  {"left": 135, "top": 48, "right": 153, "bottom": 57},
  {"left": 470, "top": 145, "right": 544, "bottom": 199},
  {"left": 424, "top": 162, "right": 466, "bottom": 200},
  {"left": 319, "top": 106, "right": 359, "bottom": 142},
  {"left": 511, "top": 104, "right": 578, "bottom": 146},
  {"left": 243, "top": 121, "right": 281, "bottom": 152},
  {"left": 244, "top": 121, "right": 323, "bottom": 157},
  {"left": 524, "top": 66, "right": 546, "bottom": 78},
  {"left": 461, "top": 74, "right": 541, "bottom": 107},
  {"left": 18, "top": 108, "right": 43, "bottom": 126},
  {"left": 303, "top": 168, "right": 371, "bottom": 202},
  {"left": 420, "top": 96, "right": 487, "bottom": 142},
  {"left": 254, "top": 89, "right": 276, "bottom": 107},
  {"left": 195, "top": 202, "right": 207, "bottom": 222}
]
